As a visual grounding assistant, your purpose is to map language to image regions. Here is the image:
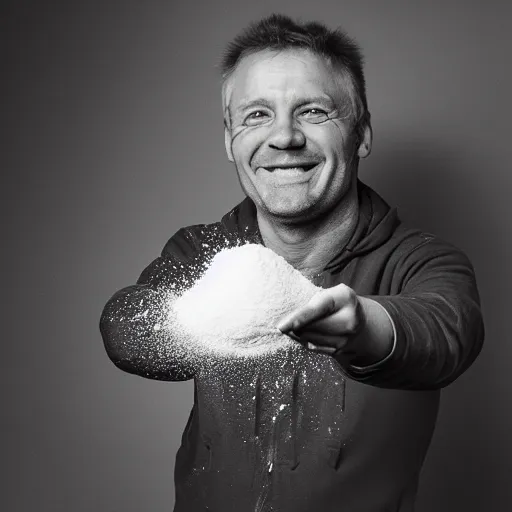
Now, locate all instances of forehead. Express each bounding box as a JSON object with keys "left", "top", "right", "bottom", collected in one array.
[{"left": 224, "top": 49, "right": 346, "bottom": 110}]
